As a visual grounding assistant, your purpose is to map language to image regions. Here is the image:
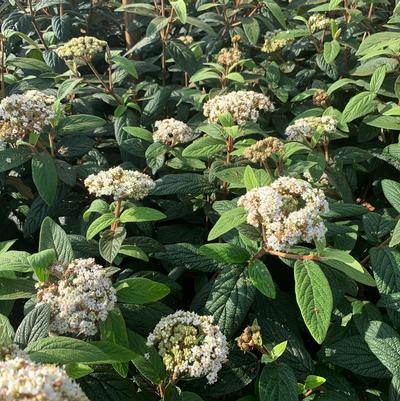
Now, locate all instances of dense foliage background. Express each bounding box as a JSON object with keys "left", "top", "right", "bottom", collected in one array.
[{"left": 1, "top": 0, "right": 400, "bottom": 400}]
